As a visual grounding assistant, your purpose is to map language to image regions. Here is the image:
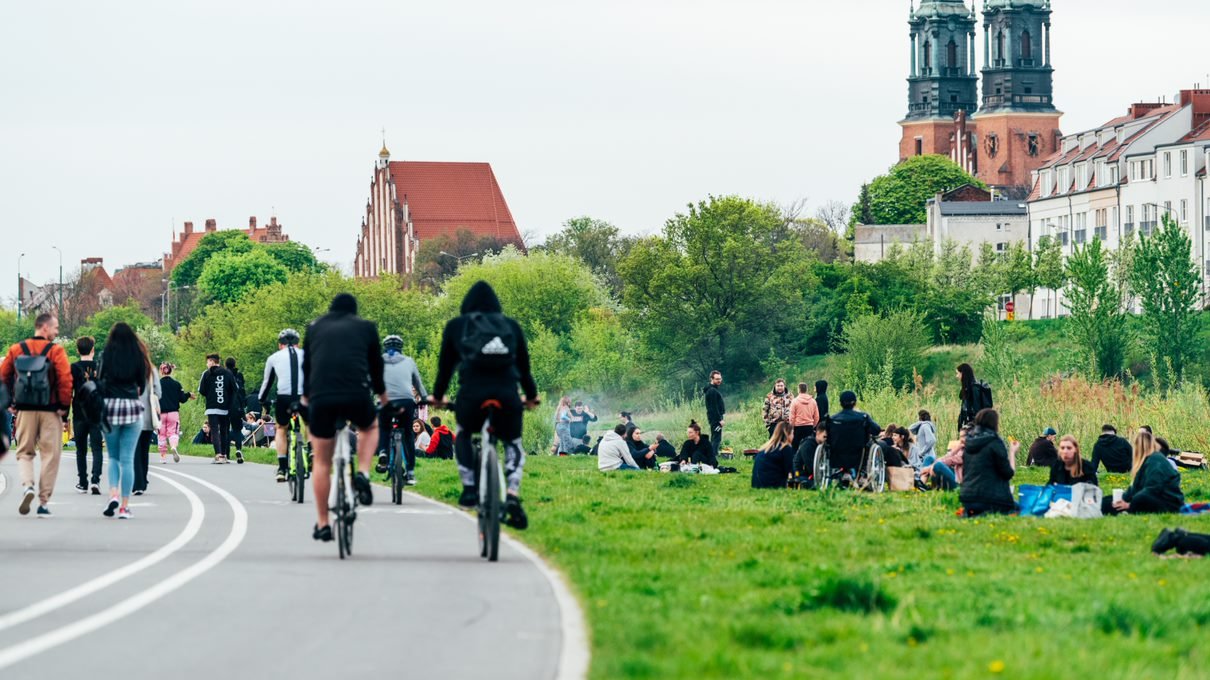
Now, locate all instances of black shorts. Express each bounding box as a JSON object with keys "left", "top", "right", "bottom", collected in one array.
[
  {"left": 454, "top": 391, "right": 523, "bottom": 442},
  {"left": 274, "top": 395, "right": 305, "bottom": 427},
  {"left": 308, "top": 396, "right": 377, "bottom": 439}
]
